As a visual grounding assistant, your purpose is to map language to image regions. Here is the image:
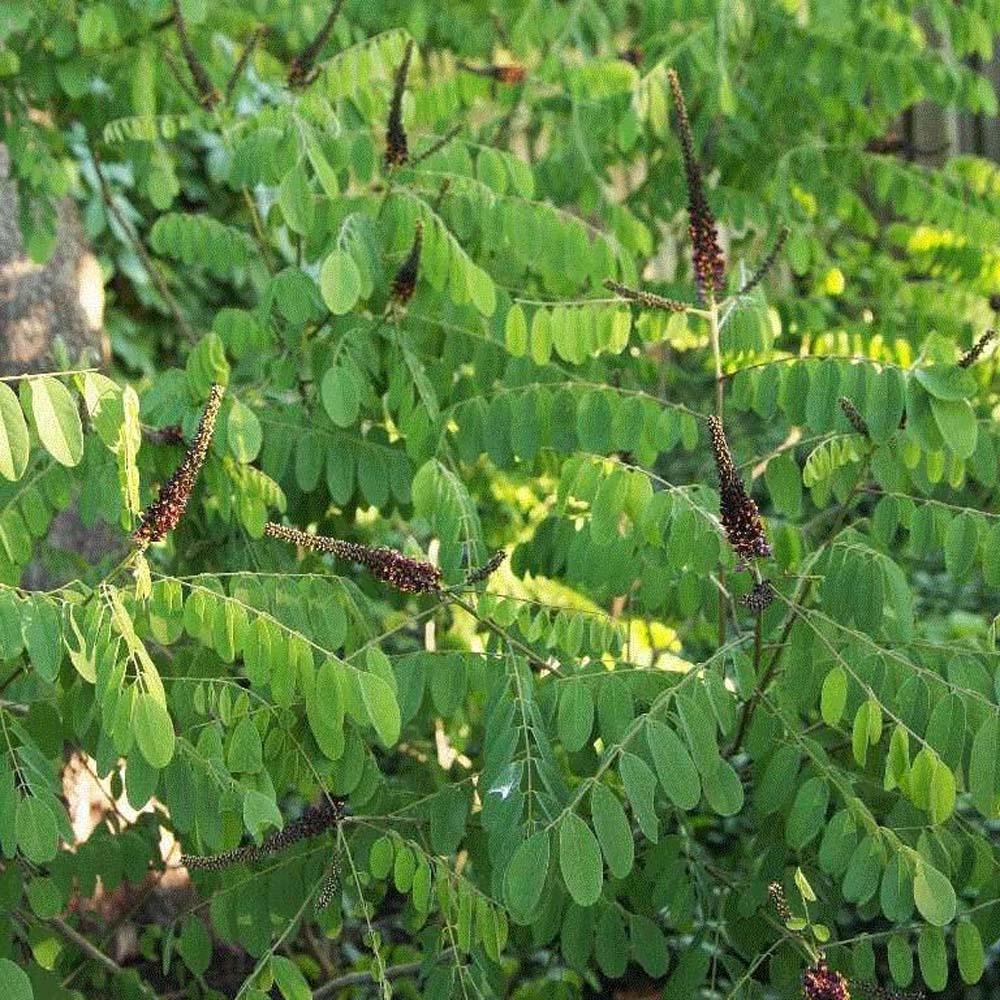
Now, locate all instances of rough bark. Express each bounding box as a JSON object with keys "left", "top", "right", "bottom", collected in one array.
[{"left": 0, "top": 144, "right": 107, "bottom": 375}]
